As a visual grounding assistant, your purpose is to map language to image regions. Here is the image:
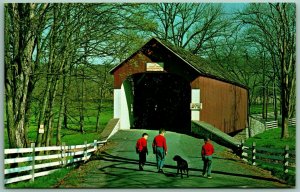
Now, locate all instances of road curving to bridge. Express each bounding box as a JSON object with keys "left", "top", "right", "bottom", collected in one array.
[{"left": 56, "top": 129, "right": 290, "bottom": 188}]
